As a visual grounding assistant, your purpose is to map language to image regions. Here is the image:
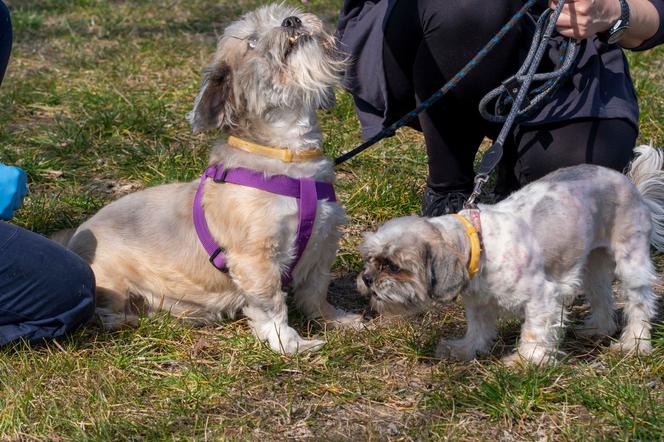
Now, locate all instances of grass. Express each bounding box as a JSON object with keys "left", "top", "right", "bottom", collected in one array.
[{"left": 1, "top": 0, "right": 663, "bottom": 440}]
